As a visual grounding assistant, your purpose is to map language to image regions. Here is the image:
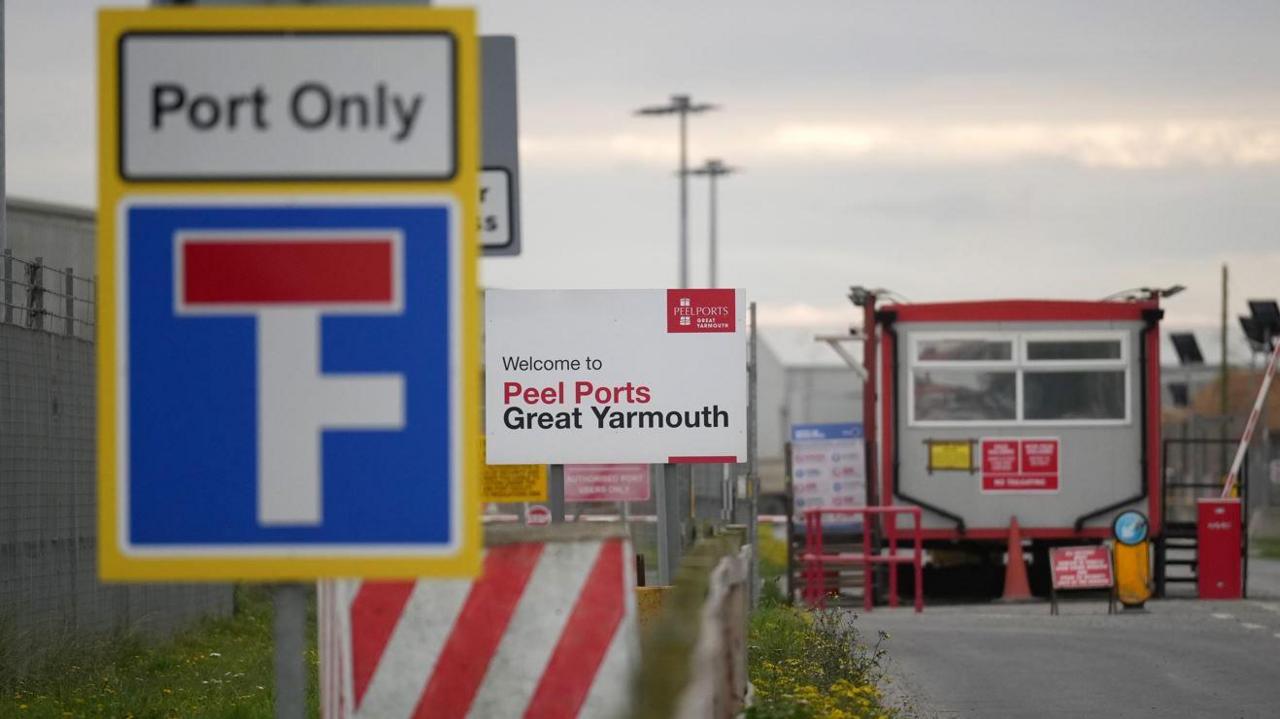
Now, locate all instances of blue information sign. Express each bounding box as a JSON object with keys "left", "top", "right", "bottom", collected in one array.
[
  {"left": 790, "top": 422, "right": 866, "bottom": 530},
  {"left": 1112, "top": 510, "right": 1149, "bottom": 546}
]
